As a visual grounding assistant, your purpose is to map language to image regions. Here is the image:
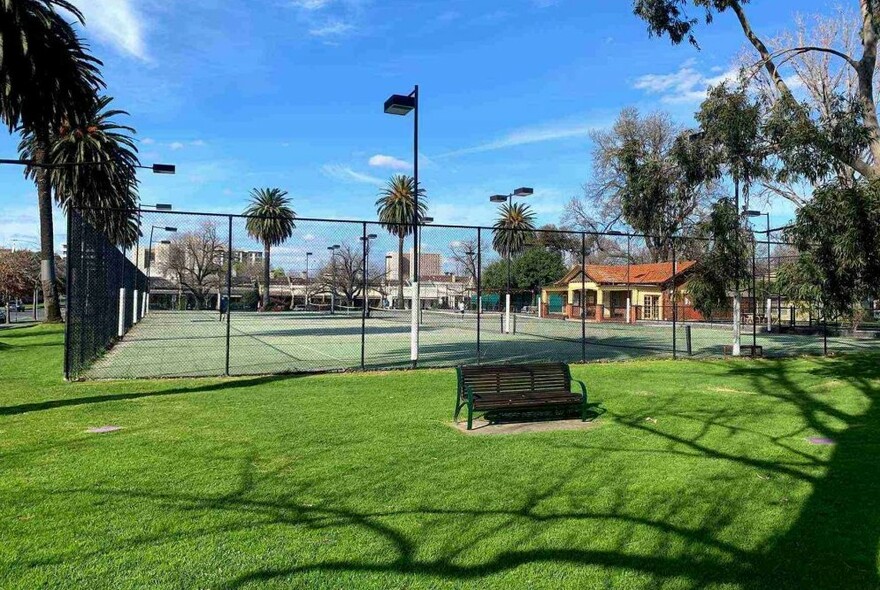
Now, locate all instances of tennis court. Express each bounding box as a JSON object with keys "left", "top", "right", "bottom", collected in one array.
[{"left": 83, "top": 308, "right": 880, "bottom": 379}]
